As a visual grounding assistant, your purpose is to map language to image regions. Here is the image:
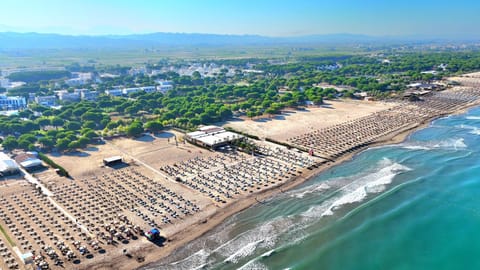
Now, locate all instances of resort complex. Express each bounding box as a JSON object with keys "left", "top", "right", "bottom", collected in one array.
[{"left": 2, "top": 70, "right": 480, "bottom": 269}]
